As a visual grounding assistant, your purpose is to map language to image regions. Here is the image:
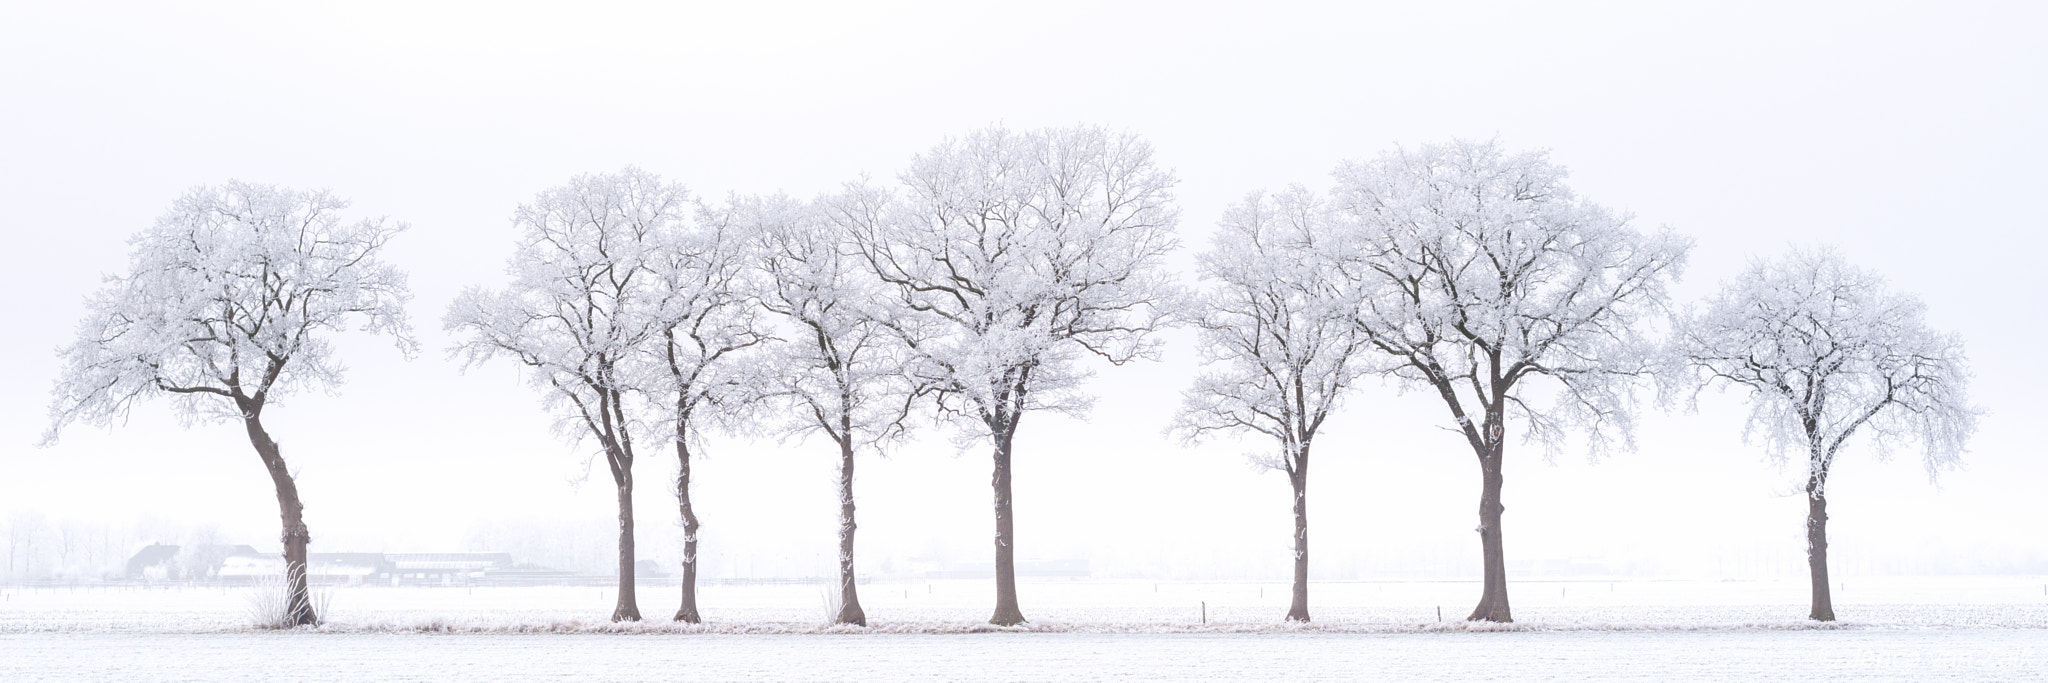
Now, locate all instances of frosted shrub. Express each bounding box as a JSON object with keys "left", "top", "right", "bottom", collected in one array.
[
  {"left": 818, "top": 579, "right": 844, "bottom": 627},
  {"left": 245, "top": 572, "right": 331, "bottom": 629}
]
